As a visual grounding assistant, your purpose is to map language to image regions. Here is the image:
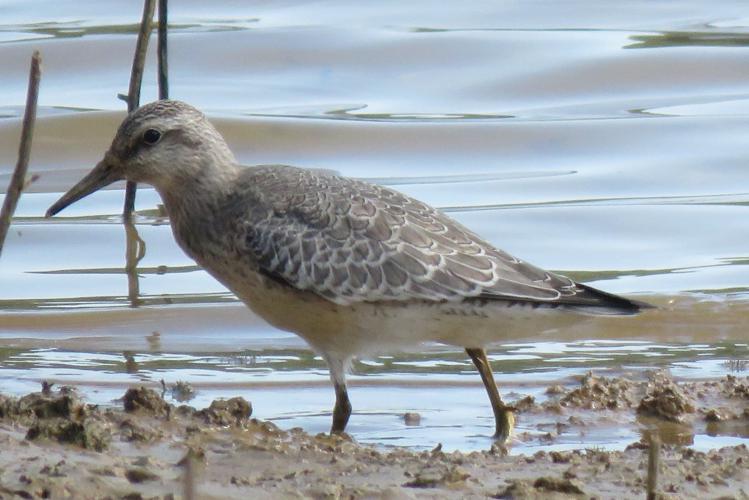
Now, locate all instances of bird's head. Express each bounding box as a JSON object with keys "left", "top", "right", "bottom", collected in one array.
[{"left": 46, "top": 100, "right": 237, "bottom": 217}]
